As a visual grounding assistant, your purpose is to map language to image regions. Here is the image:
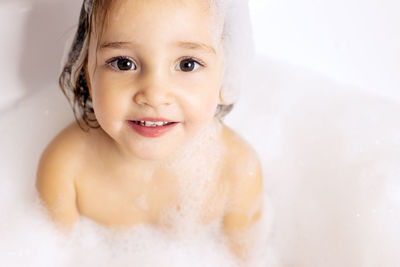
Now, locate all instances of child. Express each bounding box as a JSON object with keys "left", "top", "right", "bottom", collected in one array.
[{"left": 36, "top": 0, "right": 262, "bottom": 259}]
